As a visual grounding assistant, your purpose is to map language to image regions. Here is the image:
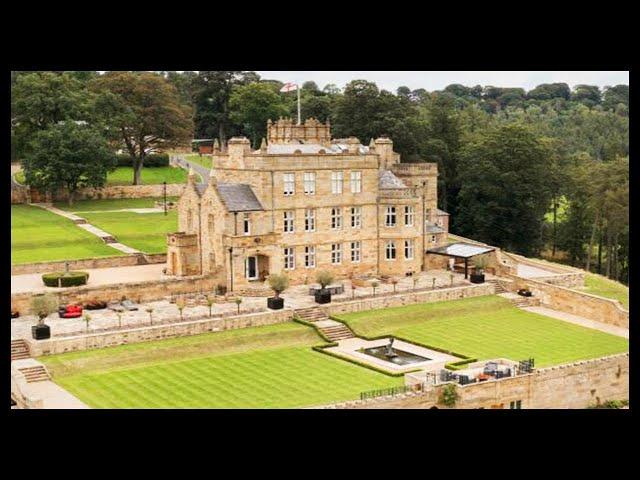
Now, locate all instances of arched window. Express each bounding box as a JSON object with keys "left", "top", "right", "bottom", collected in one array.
[
  {"left": 208, "top": 214, "right": 214, "bottom": 235},
  {"left": 187, "top": 210, "right": 193, "bottom": 232}
]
